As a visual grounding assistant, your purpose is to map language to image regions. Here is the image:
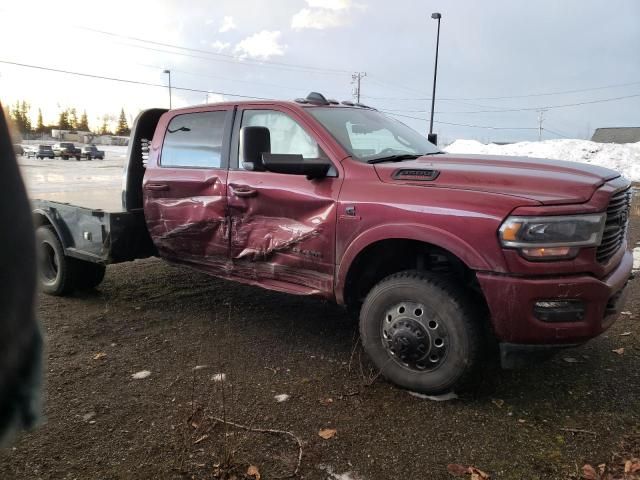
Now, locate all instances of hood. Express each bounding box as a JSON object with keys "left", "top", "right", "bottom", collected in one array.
[{"left": 373, "top": 153, "right": 620, "bottom": 205}]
